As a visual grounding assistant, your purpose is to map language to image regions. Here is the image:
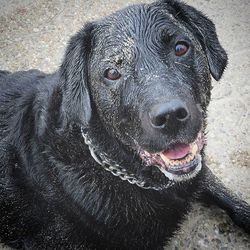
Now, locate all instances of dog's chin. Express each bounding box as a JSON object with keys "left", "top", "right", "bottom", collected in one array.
[{"left": 138, "top": 132, "right": 205, "bottom": 182}]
